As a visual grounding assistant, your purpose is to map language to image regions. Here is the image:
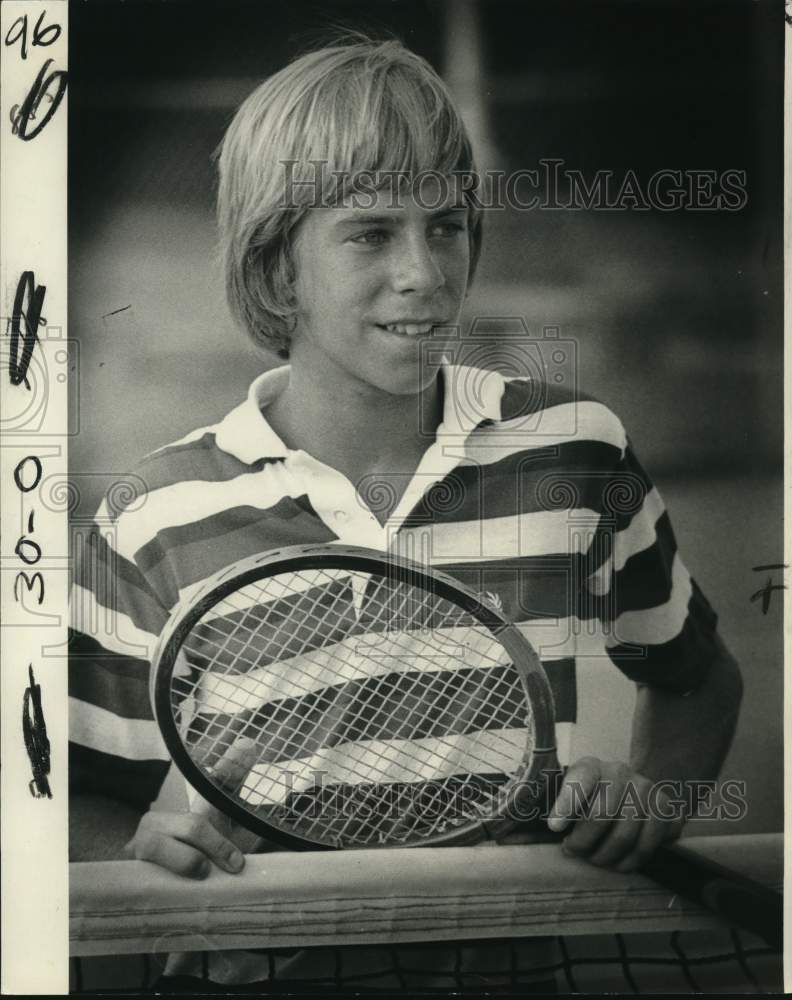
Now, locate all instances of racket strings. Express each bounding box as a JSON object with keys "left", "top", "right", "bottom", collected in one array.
[
  {"left": 187, "top": 569, "right": 363, "bottom": 672},
  {"left": 181, "top": 579, "right": 521, "bottom": 758},
  {"left": 169, "top": 567, "right": 537, "bottom": 846},
  {"left": 201, "top": 611, "right": 528, "bottom": 797},
  {"left": 174, "top": 571, "right": 368, "bottom": 747},
  {"left": 184, "top": 591, "right": 527, "bottom": 825},
  {"left": 179, "top": 618, "right": 474, "bottom": 784},
  {"left": 182, "top": 587, "right": 525, "bottom": 800},
  {"left": 184, "top": 602, "right": 514, "bottom": 794}
]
